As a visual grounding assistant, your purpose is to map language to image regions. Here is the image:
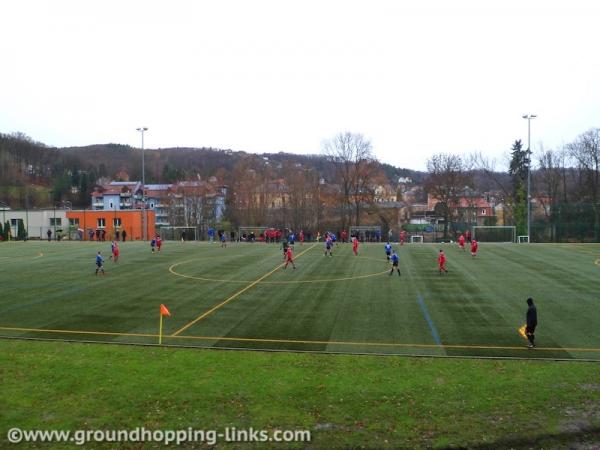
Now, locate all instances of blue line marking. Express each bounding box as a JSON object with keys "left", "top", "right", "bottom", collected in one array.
[{"left": 418, "top": 295, "right": 442, "bottom": 346}]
